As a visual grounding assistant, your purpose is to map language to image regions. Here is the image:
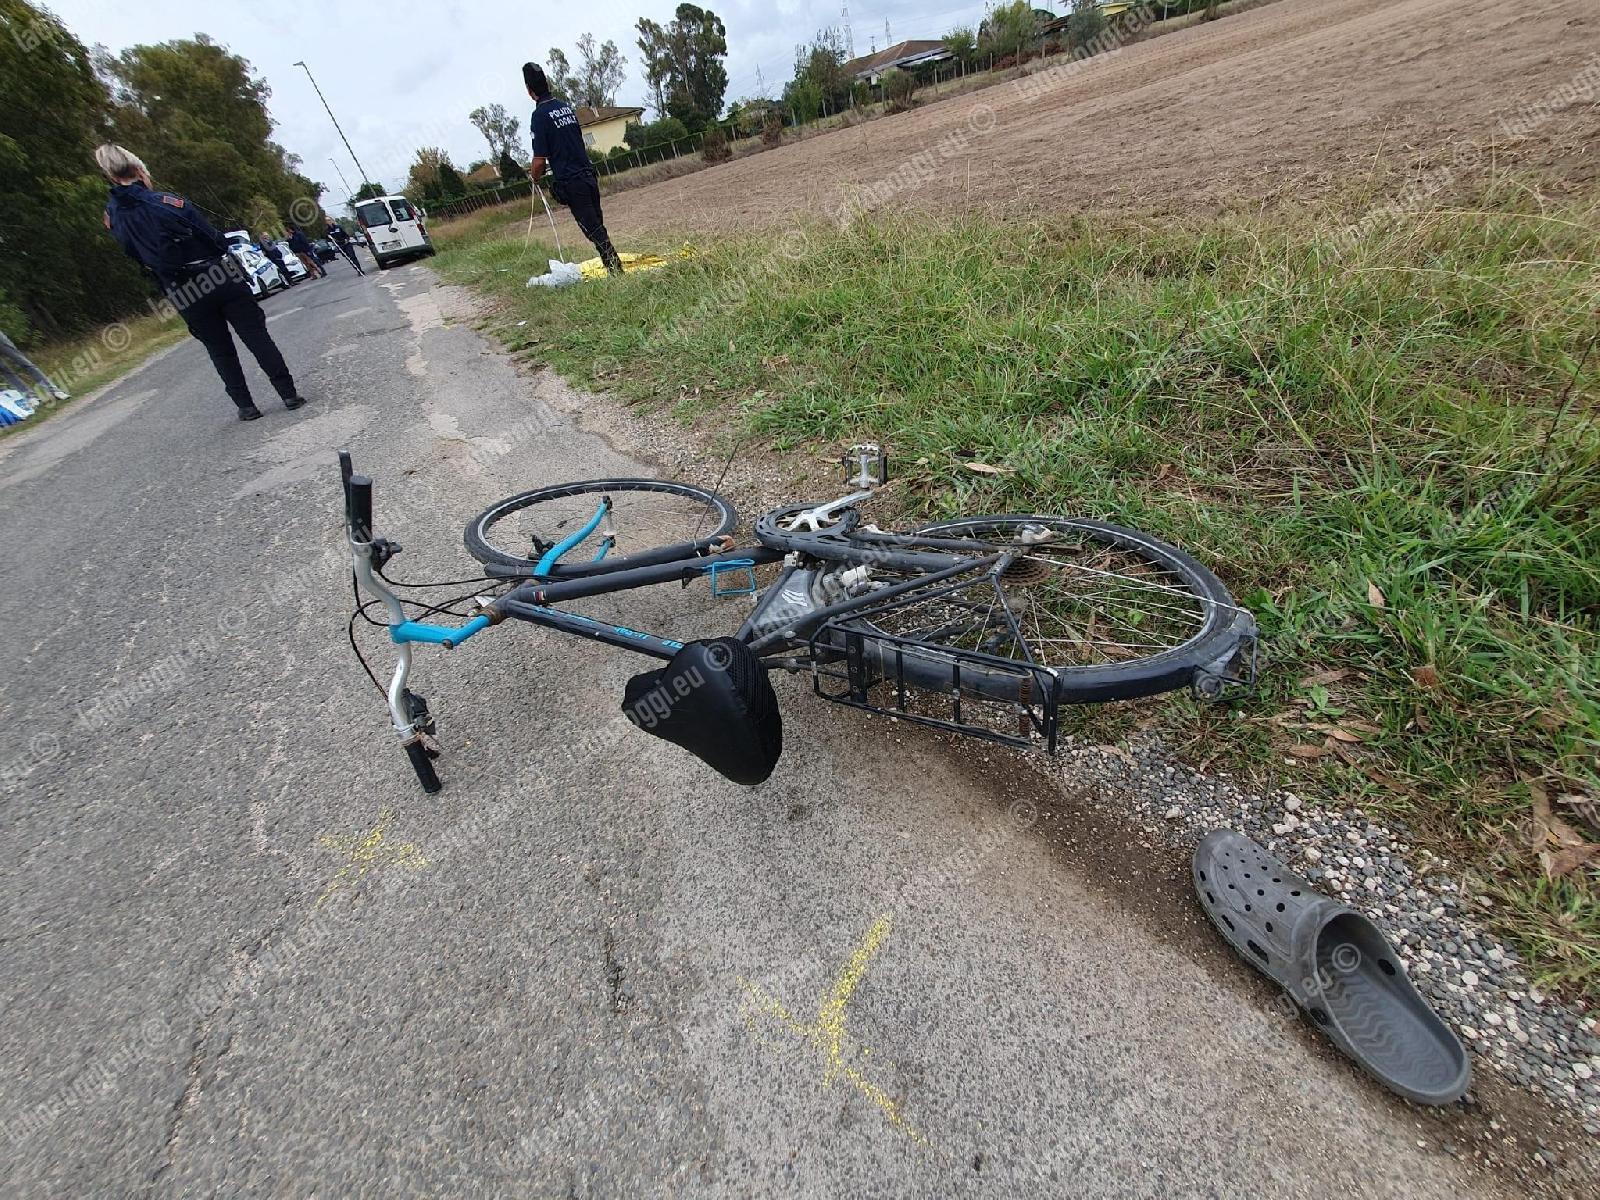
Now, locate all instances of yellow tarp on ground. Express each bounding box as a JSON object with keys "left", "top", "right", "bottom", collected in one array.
[{"left": 577, "top": 247, "right": 695, "bottom": 280}]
